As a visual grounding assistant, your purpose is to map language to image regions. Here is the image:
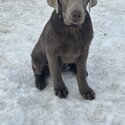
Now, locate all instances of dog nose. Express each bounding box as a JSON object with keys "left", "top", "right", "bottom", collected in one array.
[{"left": 71, "top": 10, "right": 82, "bottom": 22}]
